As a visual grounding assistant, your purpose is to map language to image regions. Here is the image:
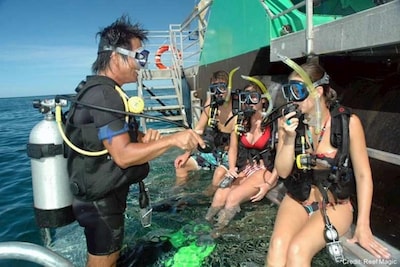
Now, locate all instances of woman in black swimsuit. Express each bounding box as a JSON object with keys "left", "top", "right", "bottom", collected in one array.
[{"left": 266, "top": 62, "right": 390, "bottom": 266}]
